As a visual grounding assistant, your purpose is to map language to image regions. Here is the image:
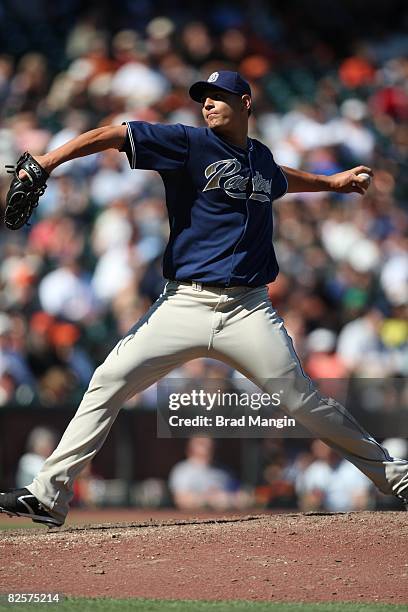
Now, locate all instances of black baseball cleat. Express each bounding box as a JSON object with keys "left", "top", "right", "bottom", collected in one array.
[
  {"left": 395, "top": 491, "right": 408, "bottom": 511},
  {"left": 0, "top": 488, "right": 63, "bottom": 527}
]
